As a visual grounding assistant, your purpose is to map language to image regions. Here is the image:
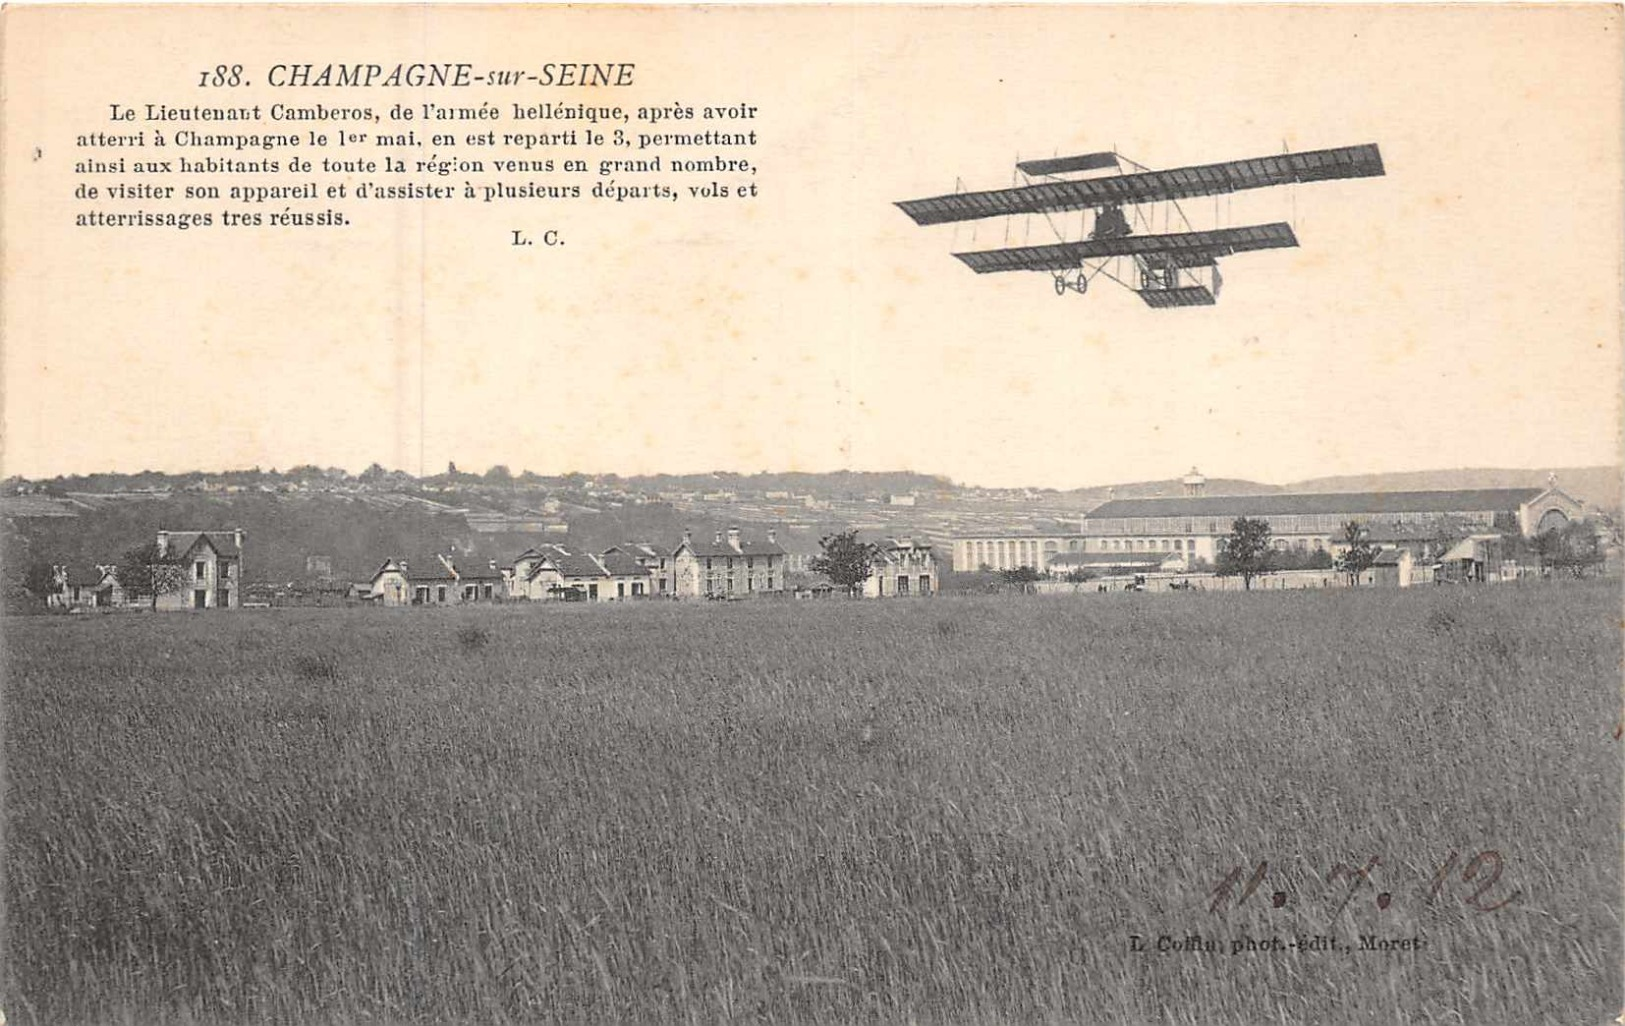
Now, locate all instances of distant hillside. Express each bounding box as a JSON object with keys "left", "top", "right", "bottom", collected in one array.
[
  {"left": 1285, "top": 467, "right": 1620, "bottom": 513},
  {"left": 2, "top": 493, "right": 477, "bottom": 585}
]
